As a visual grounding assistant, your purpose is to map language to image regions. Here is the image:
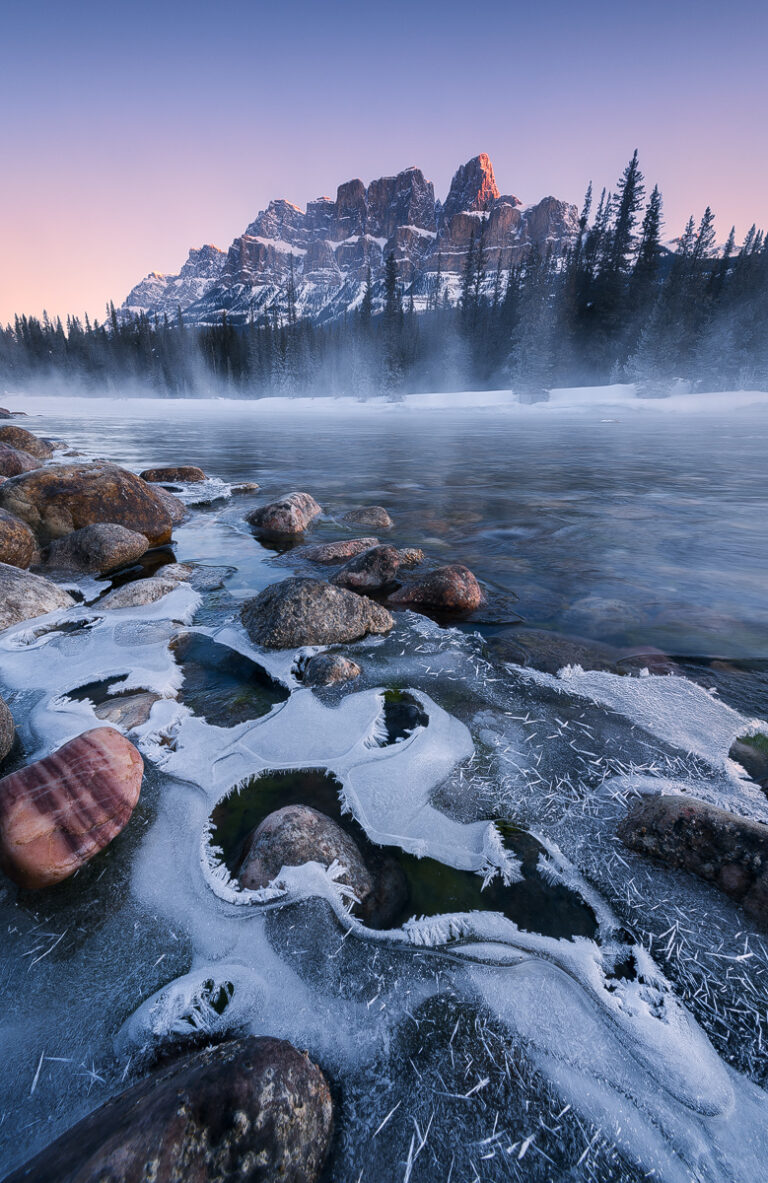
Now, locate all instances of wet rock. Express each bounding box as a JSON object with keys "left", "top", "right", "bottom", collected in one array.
[
  {"left": 618, "top": 793, "right": 768, "bottom": 929},
  {"left": 231, "top": 480, "right": 261, "bottom": 495},
  {"left": 389, "top": 563, "right": 484, "bottom": 612},
  {"left": 0, "top": 562, "right": 75, "bottom": 632},
  {"left": 0, "top": 726, "right": 143, "bottom": 890},
  {"left": 241, "top": 577, "right": 393, "bottom": 648},
  {"left": 0, "top": 461, "right": 173, "bottom": 546},
  {"left": 93, "top": 692, "right": 162, "bottom": 730},
  {"left": 488, "top": 627, "right": 622, "bottom": 674},
  {"left": 297, "top": 537, "right": 379, "bottom": 564},
  {"left": 0, "top": 508, "right": 36, "bottom": 569},
  {"left": 341, "top": 506, "right": 393, "bottom": 528},
  {"left": 614, "top": 647, "right": 681, "bottom": 676},
  {"left": 561, "top": 595, "right": 649, "bottom": 637},
  {"left": 300, "top": 652, "right": 362, "bottom": 686},
  {"left": 0, "top": 408, "right": 10, "bottom": 419},
  {"left": 240, "top": 803, "right": 374, "bottom": 895},
  {"left": 0, "top": 442, "right": 40, "bottom": 477},
  {"left": 4, "top": 1035, "right": 333, "bottom": 1183},
  {"left": 331, "top": 544, "right": 403, "bottom": 592},
  {"left": 99, "top": 577, "right": 179, "bottom": 610},
  {"left": 397, "top": 547, "right": 424, "bottom": 568},
  {"left": 246, "top": 491, "right": 321, "bottom": 537},
  {"left": 150, "top": 484, "right": 188, "bottom": 525},
  {"left": 0, "top": 696, "right": 14, "bottom": 763},
  {"left": 160, "top": 562, "right": 230, "bottom": 591},
  {"left": 42, "top": 523, "right": 149, "bottom": 575},
  {"left": 730, "top": 737, "right": 768, "bottom": 788},
  {"left": 0, "top": 425, "right": 54, "bottom": 459},
  {"left": 140, "top": 465, "right": 207, "bottom": 483}
]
